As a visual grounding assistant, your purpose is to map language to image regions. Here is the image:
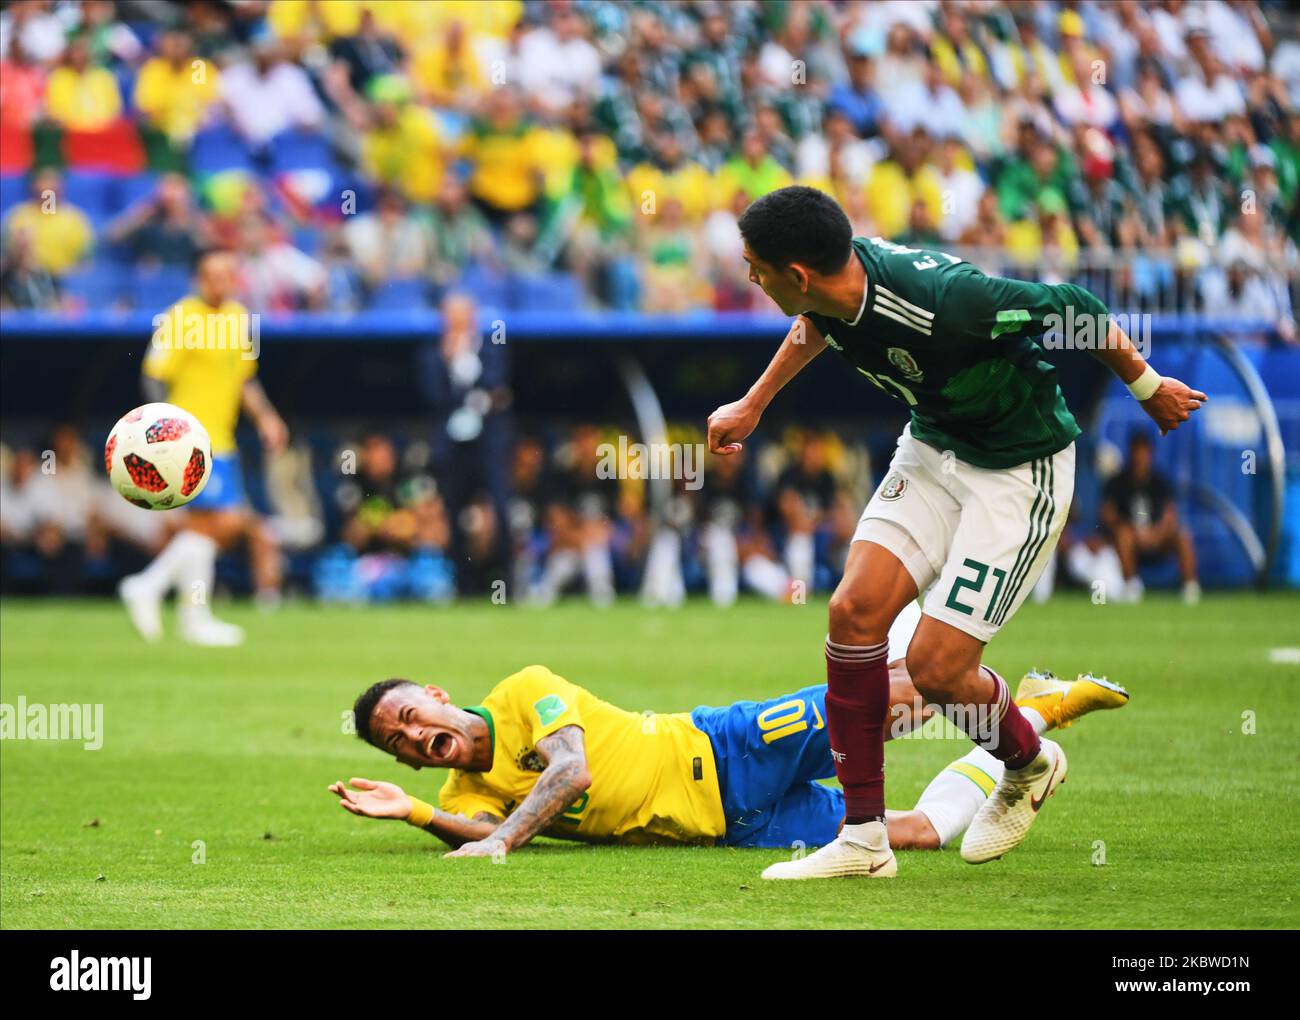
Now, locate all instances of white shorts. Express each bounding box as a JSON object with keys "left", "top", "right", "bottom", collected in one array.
[{"left": 853, "top": 426, "right": 1075, "bottom": 643}]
